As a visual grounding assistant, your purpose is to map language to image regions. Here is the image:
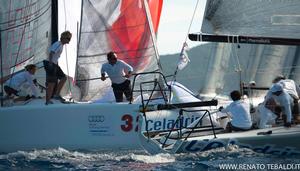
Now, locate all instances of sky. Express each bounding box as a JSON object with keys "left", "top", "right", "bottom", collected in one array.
[{"left": 157, "top": 0, "right": 207, "bottom": 55}]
